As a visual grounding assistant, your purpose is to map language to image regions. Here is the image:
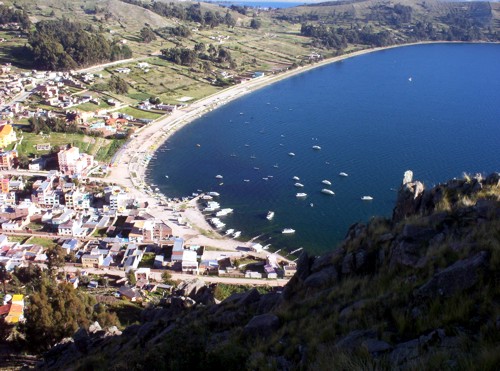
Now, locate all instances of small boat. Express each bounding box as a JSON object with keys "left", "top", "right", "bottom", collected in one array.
[
  {"left": 262, "top": 177, "right": 269, "bottom": 181},
  {"left": 321, "top": 189, "right": 335, "bottom": 195},
  {"left": 339, "top": 172, "right": 349, "bottom": 177},
  {"left": 225, "top": 229, "right": 235, "bottom": 235},
  {"left": 230, "top": 153, "right": 237, "bottom": 157},
  {"left": 292, "top": 176, "right": 300, "bottom": 181},
  {"left": 296, "top": 193, "right": 307, "bottom": 198},
  {"left": 165, "top": 175, "right": 169, "bottom": 178},
  {"left": 254, "top": 167, "right": 260, "bottom": 170},
  {"left": 219, "top": 182, "right": 224, "bottom": 186},
  {"left": 266, "top": 211, "right": 275, "bottom": 220},
  {"left": 361, "top": 196, "right": 374, "bottom": 201},
  {"left": 294, "top": 183, "right": 304, "bottom": 188},
  {"left": 196, "top": 144, "right": 201, "bottom": 147},
  {"left": 244, "top": 144, "right": 250, "bottom": 147},
  {"left": 288, "top": 152, "right": 295, "bottom": 156},
  {"left": 215, "top": 175, "right": 223, "bottom": 179},
  {"left": 310, "top": 203, "right": 314, "bottom": 207},
  {"left": 243, "top": 179, "right": 250, "bottom": 182},
  {"left": 273, "top": 164, "right": 279, "bottom": 168},
  {"left": 208, "top": 192, "right": 220, "bottom": 197},
  {"left": 408, "top": 77, "right": 412, "bottom": 82},
  {"left": 232, "top": 231, "right": 241, "bottom": 238},
  {"left": 322, "top": 180, "right": 332, "bottom": 186},
  {"left": 250, "top": 155, "right": 256, "bottom": 159},
  {"left": 282, "top": 228, "right": 295, "bottom": 234},
  {"left": 312, "top": 145, "right": 321, "bottom": 150}
]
